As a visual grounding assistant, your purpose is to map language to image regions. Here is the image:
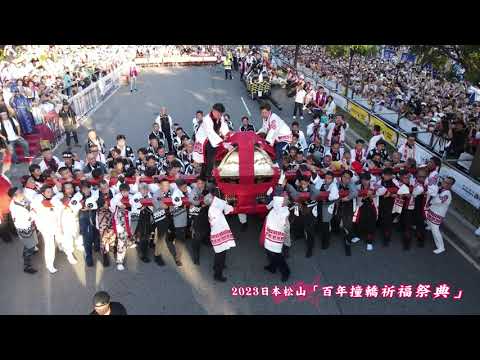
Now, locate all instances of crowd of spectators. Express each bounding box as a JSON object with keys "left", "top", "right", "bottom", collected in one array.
[
  {"left": 274, "top": 45, "right": 480, "bottom": 160},
  {"left": 0, "top": 46, "right": 137, "bottom": 155}
]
